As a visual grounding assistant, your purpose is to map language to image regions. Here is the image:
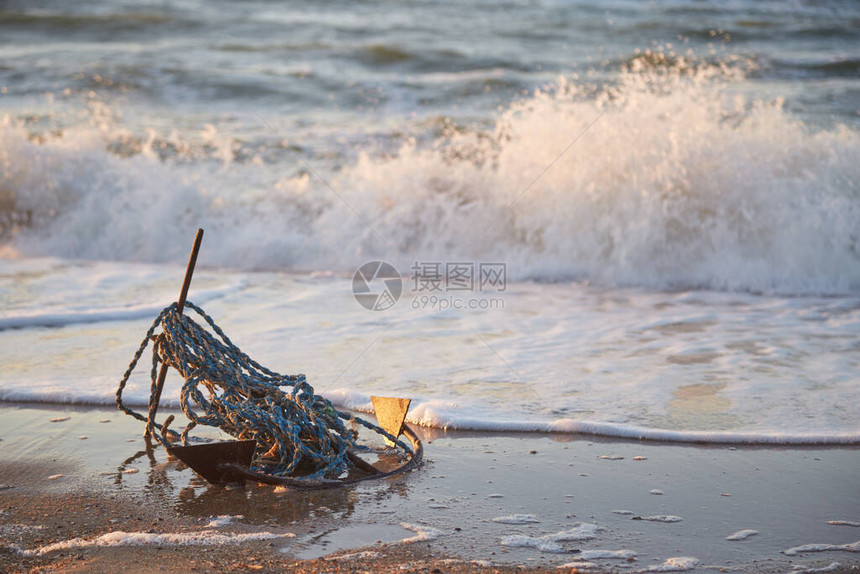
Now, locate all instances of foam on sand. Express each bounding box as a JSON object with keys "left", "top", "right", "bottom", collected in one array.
[
  {"left": 578, "top": 549, "right": 637, "bottom": 560},
  {"left": 783, "top": 540, "right": 860, "bottom": 556},
  {"left": 398, "top": 523, "right": 444, "bottom": 544},
  {"left": 491, "top": 514, "right": 540, "bottom": 525},
  {"left": 789, "top": 563, "right": 844, "bottom": 573},
  {"left": 632, "top": 515, "right": 683, "bottom": 523},
  {"left": 726, "top": 529, "right": 758, "bottom": 541},
  {"left": 637, "top": 557, "right": 701, "bottom": 572},
  {"left": 21, "top": 529, "right": 294, "bottom": 556},
  {"left": 500, "top": 523, "right": 600, "bottom": 553}
]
